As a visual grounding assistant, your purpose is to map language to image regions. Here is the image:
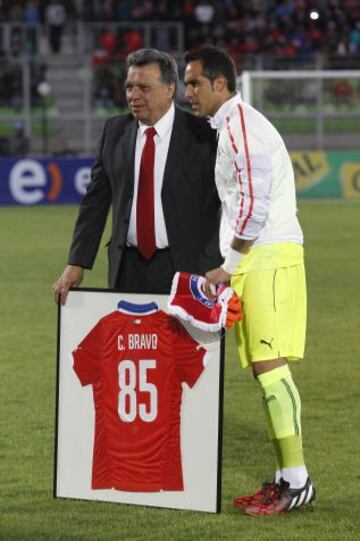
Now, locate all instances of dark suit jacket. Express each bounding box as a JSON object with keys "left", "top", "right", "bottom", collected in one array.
[{"left": 68, "top": 105, "right": 222, "bottom": 288}]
